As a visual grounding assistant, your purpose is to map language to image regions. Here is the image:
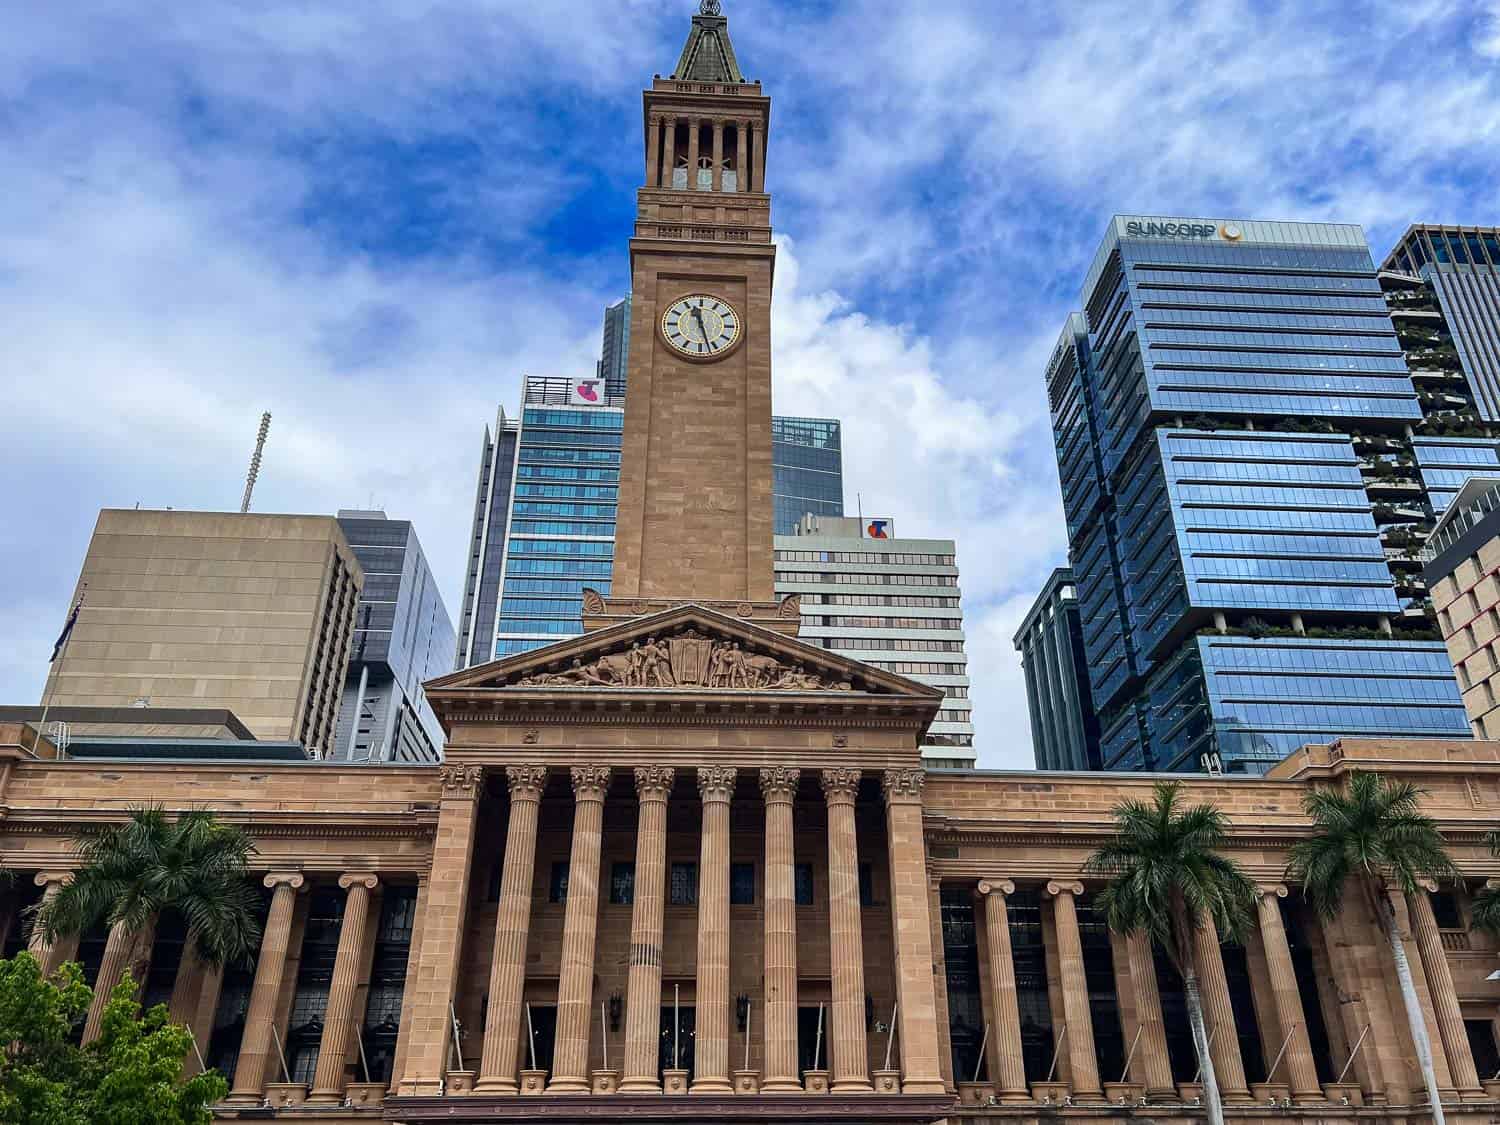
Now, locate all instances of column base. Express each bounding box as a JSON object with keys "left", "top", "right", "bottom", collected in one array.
[
  {"left": 998, "top": 1086, "right": 1034, "bottom": 1104},
  {"left": 690, "top": 1077, "right": 735, "bottom": 1094},
  {"left": 544, "top": 1075, "right": 591, "bottom": 1094},
  {"left": 761, "top": 1077, "right": 804, "bottom": 1093},
  {"left": 470, "top": 1075, "right": 516, "bottom": 1096},
  {"left": 618, "top": 1076, "right": 663, "bottom": 1094},
  {"left": 395, "top": 1078, "right": 446, "bottom": 1097},
  {"left": 1459, "top": 1086, "right": 1490, "bottom": 1102},
  {"left": 901, "top": 1078, "right": 950, "bottom": 1095},
  {"left": 305, "top": 1088, "right": 345, "bottom": 1105},
  {"left": 1223, "top": 1091, "right": 1256, "bottom": 1105},
  {"left": 831, "top": 1077, "right": 875, "bottom": 1094},
  {"left": 220, "top": 1092, "right": 266, "bottom": 1108}
]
